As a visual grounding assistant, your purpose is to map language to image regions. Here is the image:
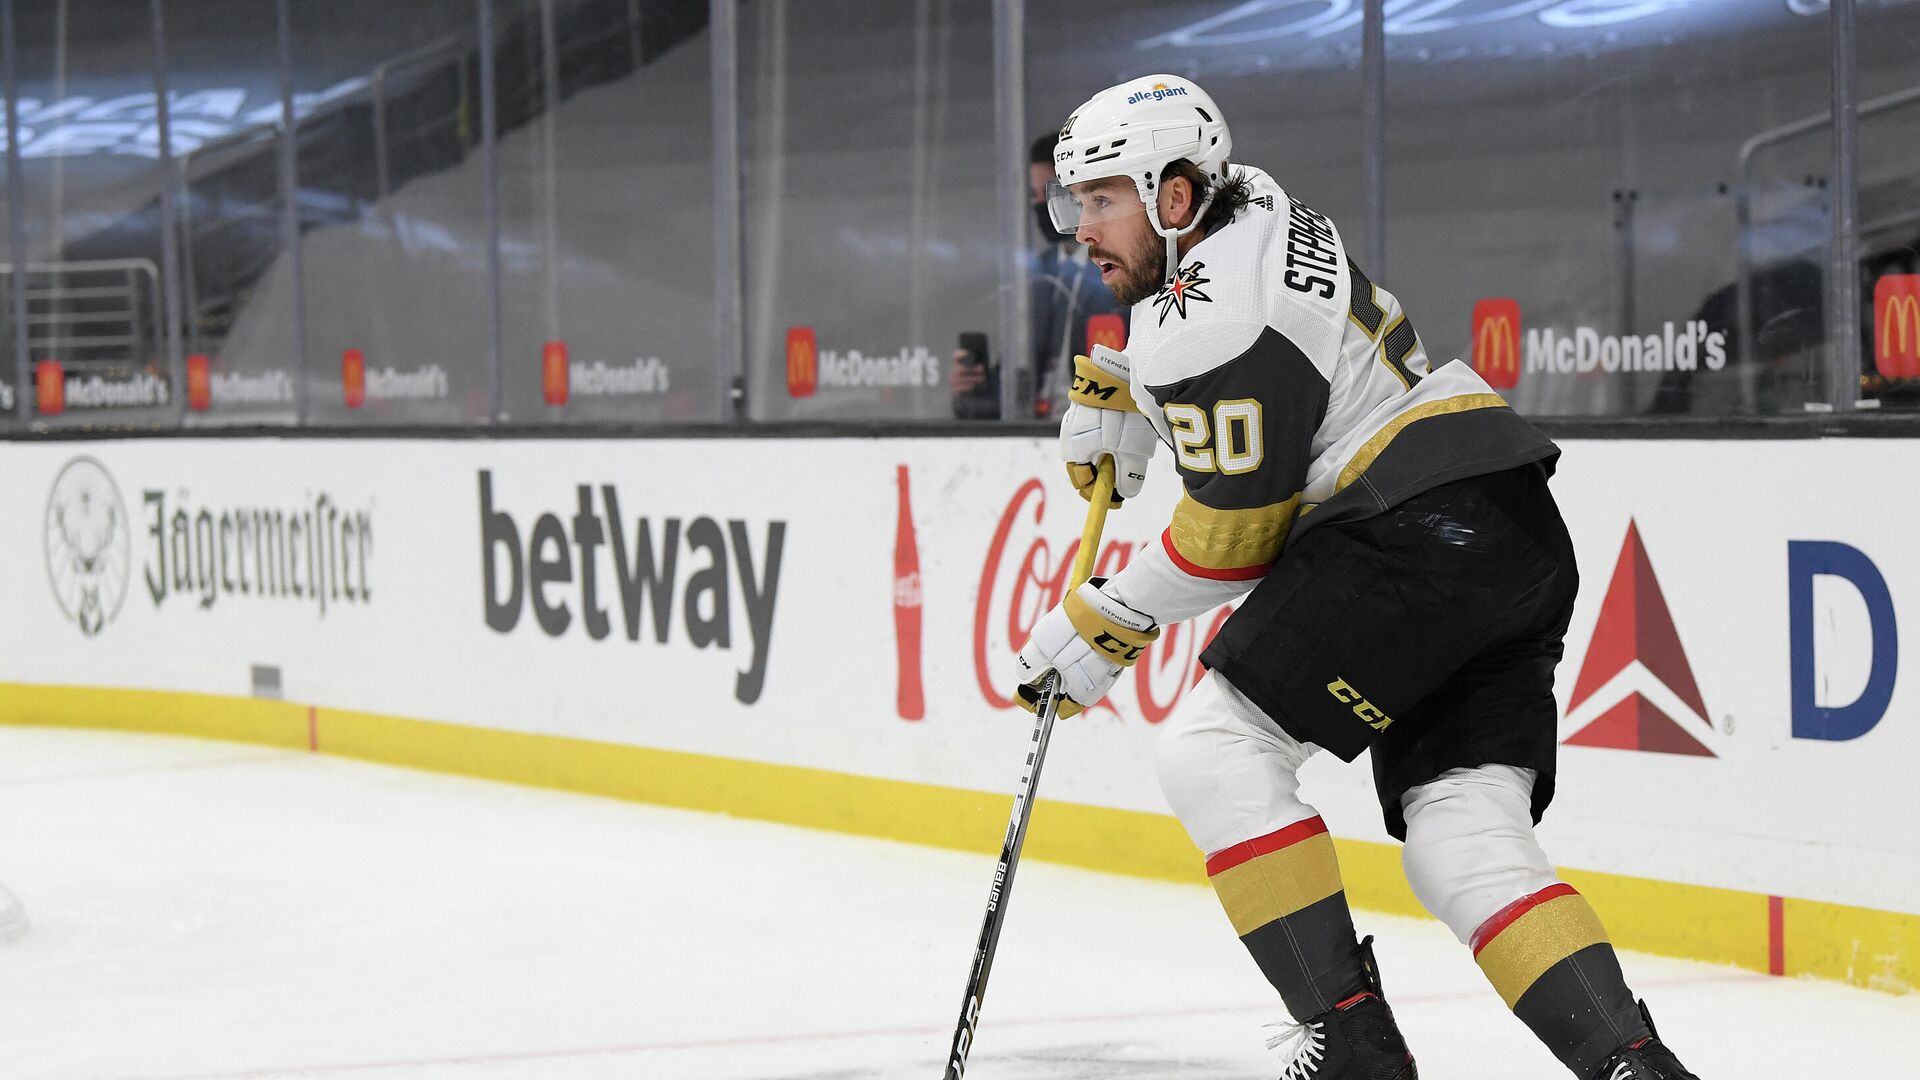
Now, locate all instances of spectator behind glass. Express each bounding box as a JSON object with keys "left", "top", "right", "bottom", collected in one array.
[{"left": 952, "top": 134, "right": 1133, "bottom": 419}]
